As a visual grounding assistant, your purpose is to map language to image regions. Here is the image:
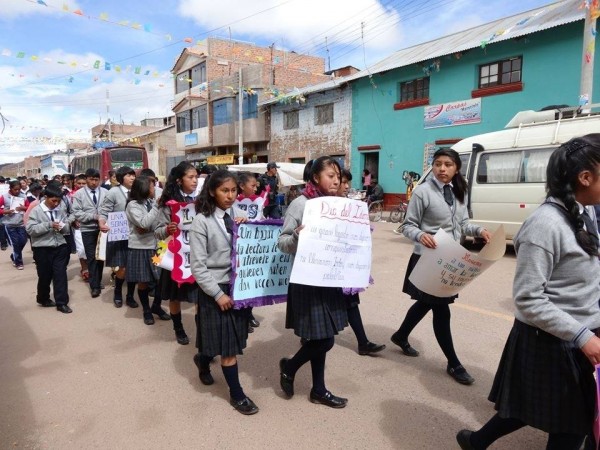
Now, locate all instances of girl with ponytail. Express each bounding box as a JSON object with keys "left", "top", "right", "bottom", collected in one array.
[{"left": 457, "top": 134, "right": 600, "bottom": 450}]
